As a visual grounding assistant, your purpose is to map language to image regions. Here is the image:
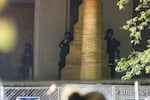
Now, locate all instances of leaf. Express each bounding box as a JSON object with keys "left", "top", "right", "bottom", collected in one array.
[
  {"left": 135, "top": 32, "right": 141, "bottom": 40},
  {"left": 127, "top": 20, "right": 132, "bottom": 25},
  {"left": 131, "top": 40, "right": 134, "bottom": 44},
  {"left": 145, "top": 66, "right": 150, "bottom": 73},
  {"left": 147, "top": 39, "right": 150, "bottom": 44},
  {"left": 122, "top": 25, "right": 129, "bottom": 30},
  {"left": 129, "top": 27, "right": 136, "bottom": 32},
  {"left": 137, "top": 25, "right": 144, "bottom": 30}
]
